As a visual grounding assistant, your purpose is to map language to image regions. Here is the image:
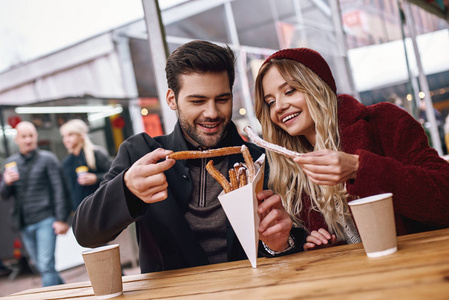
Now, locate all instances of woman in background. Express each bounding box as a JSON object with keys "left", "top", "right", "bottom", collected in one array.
[
  {"left": 254, "top": 48, "right": 449, "bottom": 250},
  {"left": 60, "top": 119, "right": 112, "bottom": 210}
]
